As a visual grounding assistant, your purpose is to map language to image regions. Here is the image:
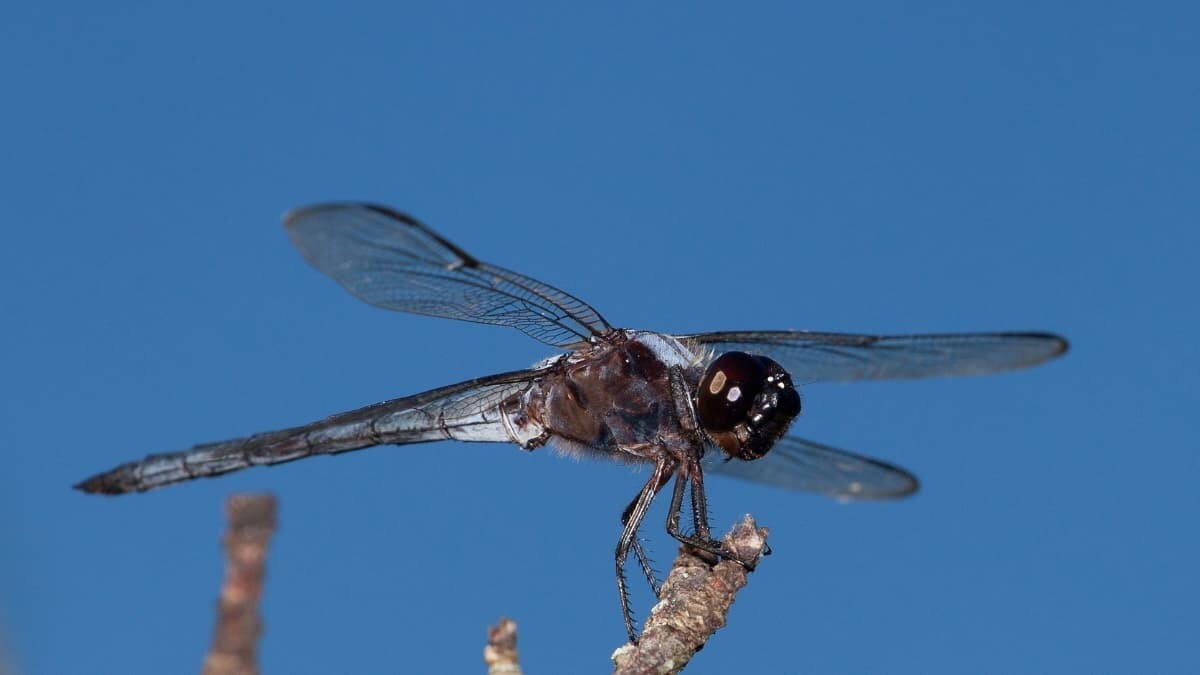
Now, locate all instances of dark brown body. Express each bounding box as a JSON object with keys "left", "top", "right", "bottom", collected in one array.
[{"left": 527, "top": 331, "right": 703, "bottom": 465}]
